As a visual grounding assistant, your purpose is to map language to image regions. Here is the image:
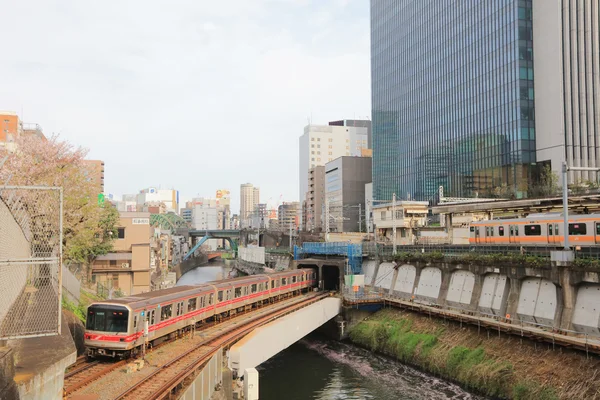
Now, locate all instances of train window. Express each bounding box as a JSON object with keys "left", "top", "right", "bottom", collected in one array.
[
  {"left": 470, "top": 226, "right": 475, "bottom": 232},
  {"left": 498, "top": 226, "right": 504, "bottom": 236},
  {"left": 86, "top": 306, "right": 129, "bottom": 333},
  {"left": 227, "top": 290, "right": 232, "bottom": 300},
  {"left": 218, "top": 291, "right": 223, "bottom": 302},
  {"left": 271, "top": 280, "right": 275, "bottom": 289},
  {"left": 524, "top": 225, "right": 541, "bottom": 236},
  {"left": 134, "top": 315, "right": 137, "bottom": 329},
  {"left": 161, "top": 304, "right": 172, "bottom": 321},
  {"left": 151, "top": 310, "right": 155, "bottom": 325},
  {"left": 176, "top": 303, "right": 181, "bottom": 316},
  {"left": 555, "top": 224, "right": 559, "bottom": 235},
  {"left": 235, "top": 287, "right": 242, "bottom": 298},
  {"left": 597, "top": 224, "right": 600, "bottom": 235},
  {"left": 292, "top": 276, "right": 297, "bottom": 283},
  {"left": 188, "top": 298, "right": 197, "bottom": 312},
  {"left": 244, "top": 286, "right": 248, "bottom": 295},
  {"left": 549, "top": 224, "right": 553, "bottom": 235},
  {"left": 569, "top": 223, "right": 587, "bottom": 235},
  {"left": 209, "top": 293, "right": 214, "bottom": 305},
  {"left": 251, "top": 284, "right": 257, "bottom": 293},
  {"left": 509, "top": 226, "right": 514, "bottom": 236},
  {"left": 515, "top": 226, "right": 519, "bottom": 235},
  {"left": 282, "top": 277, "right": 287, "bottom": 285}
]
